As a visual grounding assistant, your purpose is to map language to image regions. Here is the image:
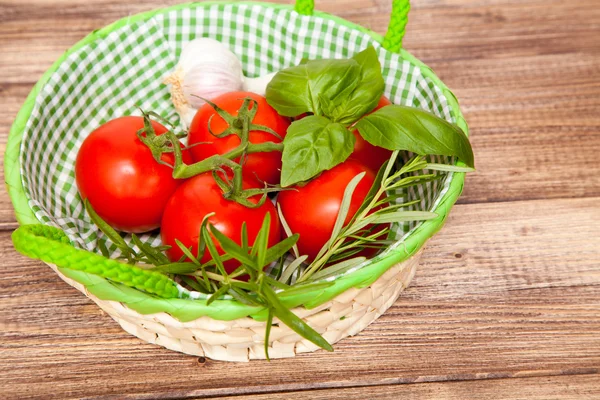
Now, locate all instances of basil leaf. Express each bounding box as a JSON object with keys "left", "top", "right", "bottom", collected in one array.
[
  {"left": 327, "top": 46, "right": 385, "bottom": 125},
  {"left": 266, "top": 59, "right": 360, "bottom": 117},
  {"left": 281, "top": 116, "right": 355, "bottom": 187},
  {"left": 355, "top": 105, "right": 475, "bottom": 168}
]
